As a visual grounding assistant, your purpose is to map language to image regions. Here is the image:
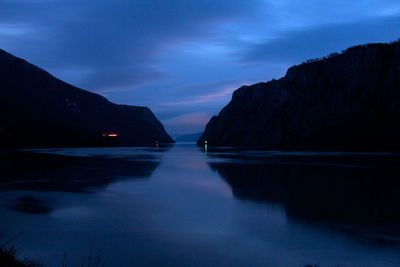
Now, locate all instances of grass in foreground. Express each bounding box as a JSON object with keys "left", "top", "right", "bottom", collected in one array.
[{"left": 0, "top": 246, "right": 40, "bottom": 267}]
